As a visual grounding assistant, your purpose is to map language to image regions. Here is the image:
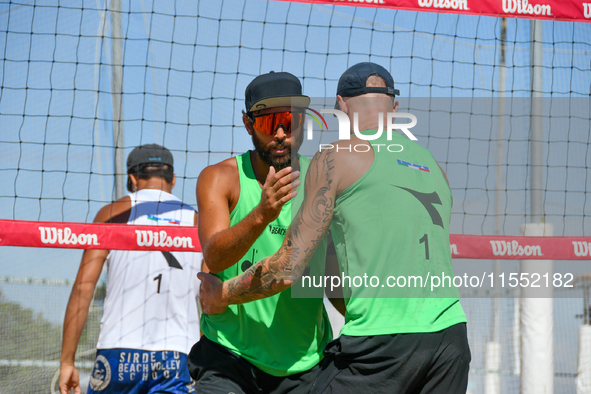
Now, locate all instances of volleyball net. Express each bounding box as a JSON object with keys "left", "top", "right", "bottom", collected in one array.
[{"left": 1, "top": 0, "right": 590, "bottom": 393}]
